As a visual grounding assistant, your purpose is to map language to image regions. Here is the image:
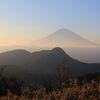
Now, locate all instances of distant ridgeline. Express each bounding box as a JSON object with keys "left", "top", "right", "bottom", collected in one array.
[
  {"left": 0, "top": 47, "right": 100, "bottom": 85},
  {"left": 31, "top": 28, "right": 100, "bottom": 63}
]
